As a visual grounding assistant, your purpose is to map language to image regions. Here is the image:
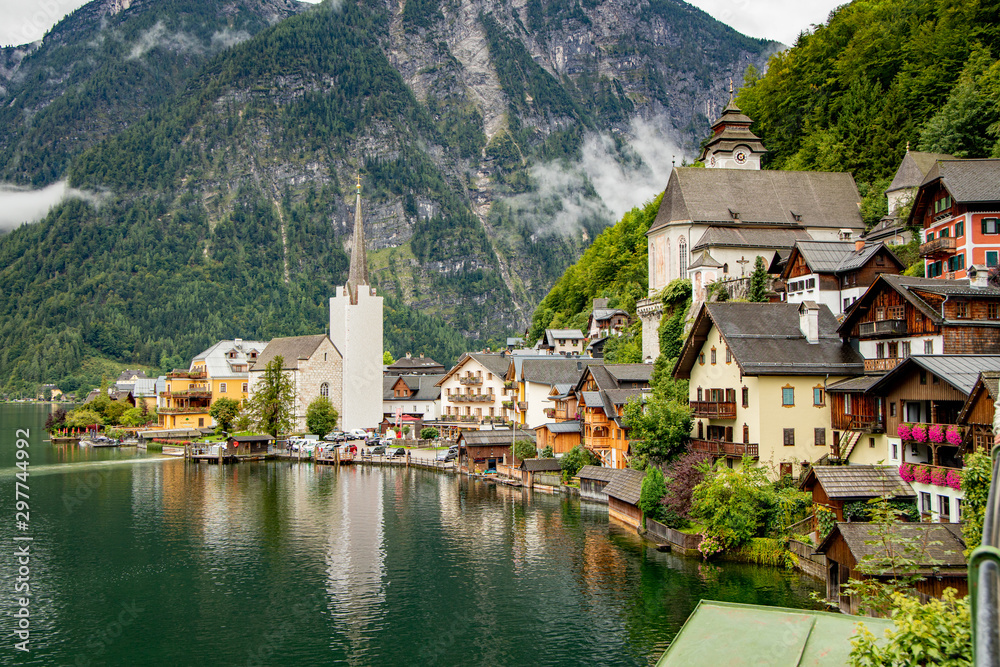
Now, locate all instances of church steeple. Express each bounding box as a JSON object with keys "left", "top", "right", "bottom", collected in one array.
[
  {"left": 698, "top": 87, "right": 767, "bottom": 170},
  {"left": 346, "top": 175, "right": 369, "bottom": 304}
]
